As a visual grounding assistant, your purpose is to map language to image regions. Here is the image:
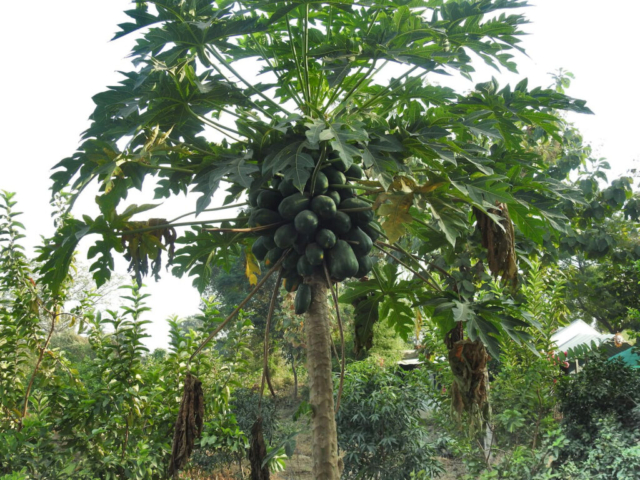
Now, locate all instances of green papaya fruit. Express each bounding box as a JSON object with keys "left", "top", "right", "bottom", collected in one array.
[
  {"left": 338, "top": 187, "right": 356, "bottom": 201},
  {"left": 305, "top": 243, "right": 325, "bottom": 266},
  {"left": 355, "top": 255, "right": 374, "bottom": 278},
  {"left": 340, "top": 198, "right": 373, "bottom": 227},
  {"left": 323, "top": 166, "right": 346, "bottom": 186},
  {"left": 311, "top": 195, "right": 337, "bottom": 220},
  {"left": 294, "top": 283, "right": 312, "bottom": 314},
  {"left": 326, "top": 190, "right": 341, "bottom": 207},
  {"left": 262, "top": 235, "right": 277, "bottom": 251},
  {"left": 345, "top": 164, "right": 363, "bottom": 180},
  {"left": 282, "top": 251, "right": 301, "bottom": 273},
  {"left": 264, "top": 247, "right": 284, "bottom": 267},
  {"left": 342, "top": 227, "right": 373, "bottom": 257},
  {"left": 248, "top": 189, "right": 261, "bottom": 207},
  {"left": 249, "top": 208, "right": 283, "bottom": 228},
  {"left": 278, "top": 178, "right": 299, "bottom": 197},
  {"left": 294, "top": 210, "right": 319, "bottom": 236},
  {"left": 322, "top": 211, "right": 351, "bottom": 235},
  {"left": 316, "top": 228, "right": 337, "bottom": 249},
  {"left": 293, "top": 234, "right": 311, "bottom": 255},
  {"left": 297, "top": 255, "right": 315, "bottom": 276},
  {"left": 257, "top": 189, "right": 283, "bottom": 210},
  {"left": 251, "top": 236, "right": 269, "bottom": 261},
  {"left": 278, "top": 193, "right": 310, "bottom": 220},
  {"left": 331, "top": 157, "right": 349, "bottom": 172},
  {"left": 327, "top": 240, "right": 359, "bottom": 281},
  {"left": 360, "top": 222, "right": 381, "bottom": 242},
  {"left": 283, "top": 274, "right": 303, "bottom": 292},
  {"left": 274, "top": 223, "right": 298, "bottom": 248},
  {"left": 307, "top": 171, "right": 329, "bottom": 195}
]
